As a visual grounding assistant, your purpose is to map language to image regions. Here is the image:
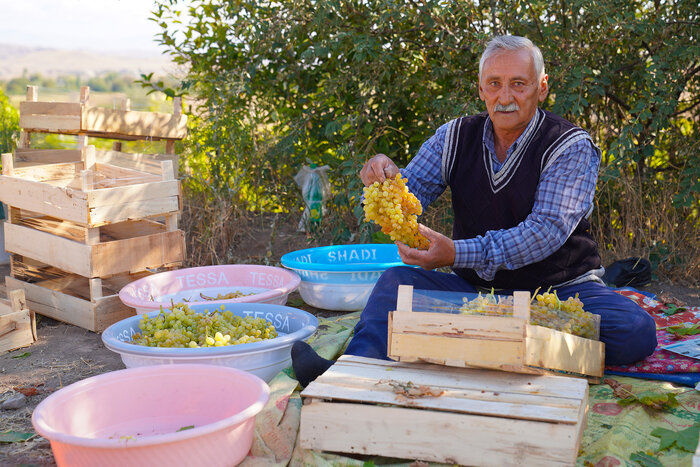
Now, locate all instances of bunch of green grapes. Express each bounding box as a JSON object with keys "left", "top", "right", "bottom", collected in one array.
[
  {"left": 530, "top": 291, "right": 598, "bottom": 339},
  {"left": 363, "top": 174, "right": 430, "bottom": 250},
  {"left": 459, "top": 290, "right": 598, "bottom": 339},
  {"left": 131, "top": 302, "right": 278, "bottom": 348}
]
